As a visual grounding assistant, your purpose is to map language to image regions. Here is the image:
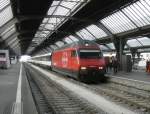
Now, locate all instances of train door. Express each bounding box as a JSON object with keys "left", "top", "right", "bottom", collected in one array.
[{"left": 70, "top": 49, "right": 78, "bottom": 77}]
